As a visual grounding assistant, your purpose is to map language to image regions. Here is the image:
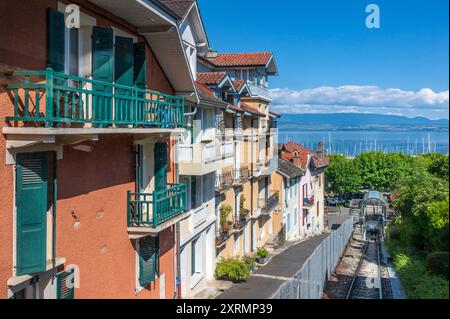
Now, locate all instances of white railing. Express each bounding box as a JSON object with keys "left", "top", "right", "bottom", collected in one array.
[
  {"left": 204, "top": 143, "right": 216, "bottom": 163},
  {"left": 179, "top": 145, "right": 193, "bottom": 161},
  {"left": 247, "top": 83, "right": 271, "bottom": 101},
  {"left": 223, "top": 141, "right": 234, "bottom": 159}
]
